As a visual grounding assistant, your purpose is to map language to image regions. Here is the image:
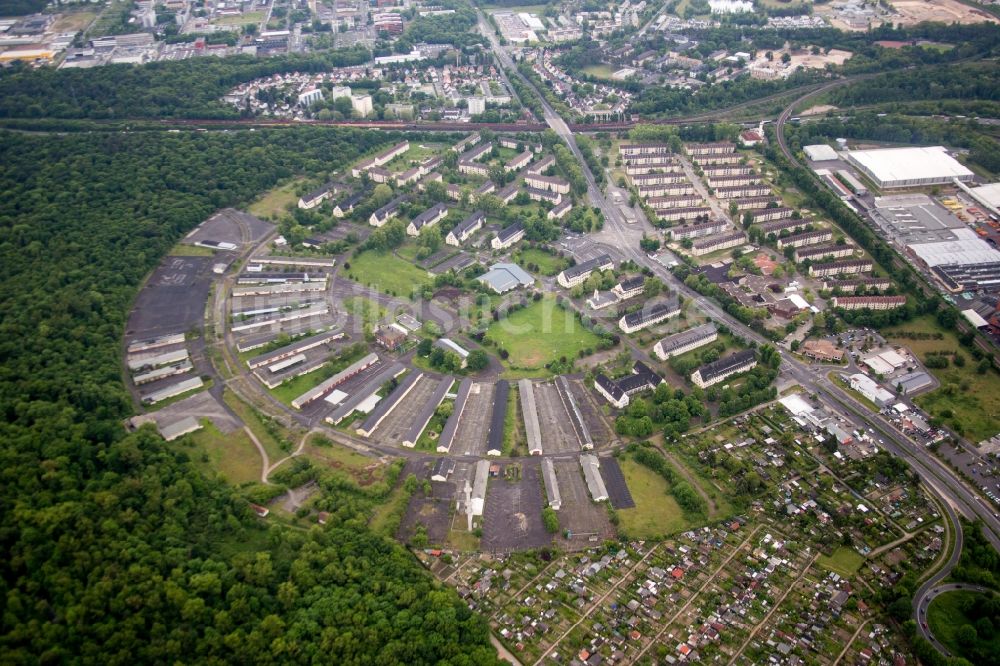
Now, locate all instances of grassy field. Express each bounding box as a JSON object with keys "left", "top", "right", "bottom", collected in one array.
[
  {"left": 582, "top": 64, "right": 616, "bottom": 80},
  {"left": 270, "top": 366, "right": 328, "bottom": 405},
  {"left": 182, "top": 421, "right": 261, "bottom": 485},
  {"left": 345, "top": 250, "right": 431, "bottom": 297},
  {"left": 247, "top": 178, "right": 304, "bottom": 219},
  {"left": 514, "top": 247, "right": 569, "bottom": 276},
  {"left": 927, "top": 590, "right": 1000, "bottom": 660},
  {"left": 303, "top": 435, "right": 386, "bottom": 486},
  {"left": 52, "top": 10, "right": 98, "bottom": 32},
  {"left": 616, "top": 457, "right": 689, "bottom": 538},
  {"left": 168, "top": 243, "right": 216, "bottom": 257},
  {"left": 343, "top": 295, "right": 388, "bottom": 327},
  {"left": 486, "top": 295, "right": 601, "bottom": 369},
  {"left": 222, "top": 388, "right": 290, "bottom": 462},
  {"left": 212, "top": 10, "right": 265, "bottom": 25},
  {"left": 817, "top": 546, "right": 865, "bottom": 577},
  {"left": 885, "top": 315, "right": 1000, "bottom": 441},
  {"left": 368, "top": 481, "right": 412, "bottom": 538}
]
